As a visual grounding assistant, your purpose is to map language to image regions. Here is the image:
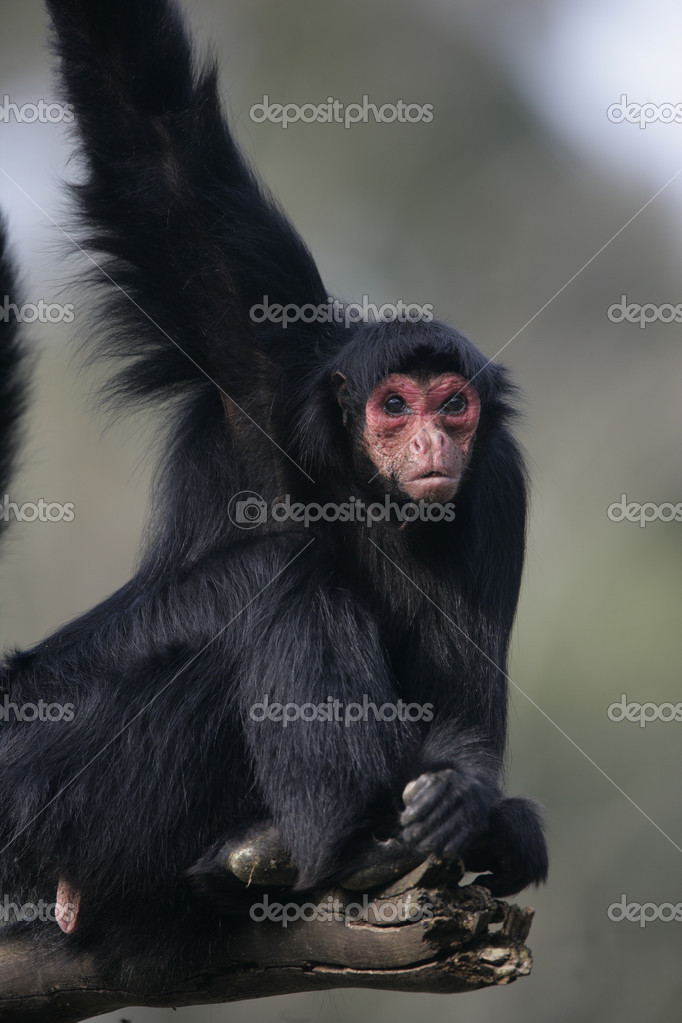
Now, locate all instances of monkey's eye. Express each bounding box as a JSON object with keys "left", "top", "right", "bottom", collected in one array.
[
  {"left": 383, "top": 395, "right": 409, "bottom": 415},
  {"left": 439, "top": 394, "right": 467, "bottom": 415}
]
